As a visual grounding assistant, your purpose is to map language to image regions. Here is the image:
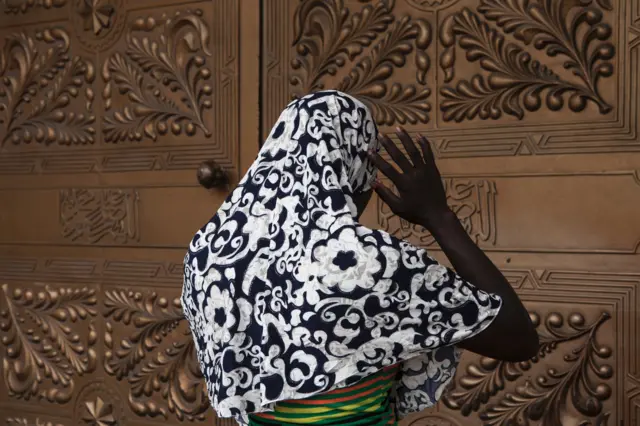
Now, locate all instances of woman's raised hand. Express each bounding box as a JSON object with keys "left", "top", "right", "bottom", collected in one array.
[{"left": 369, "top": 127, "right": 452, "bottom": 231}]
